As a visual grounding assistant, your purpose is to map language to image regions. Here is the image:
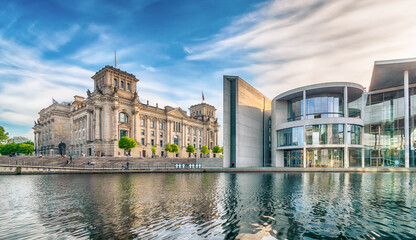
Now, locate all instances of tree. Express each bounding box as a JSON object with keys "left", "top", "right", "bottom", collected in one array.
[
  {"left": 23, "top": 140, "right": 34, "bottom": 146},
  {"left": 0, "top": 142, "right": 33, "bottom": 155},
  {"left": 212, "top": 145, "right": 222, "bottom": 154},
  {"left": 0, "top": 126, "right": 8, "bottom": 143},
  {"left": 165, "top": 143, "right": 172, "bottom": 157},
  {"left": 201, "top": 145, "right": 209, "bottom": 157},
  {"left": 186, "top": 144, "right": 195, "bottom": 157},
  {"left": 118, "top": 136, "right": 137, "bottom": 151},
  {"left": 151, "top": 145, "right": 156, "bottom": 157},
  {"left": 170, "top": 144, "right": 179, "bottom": 156}
]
